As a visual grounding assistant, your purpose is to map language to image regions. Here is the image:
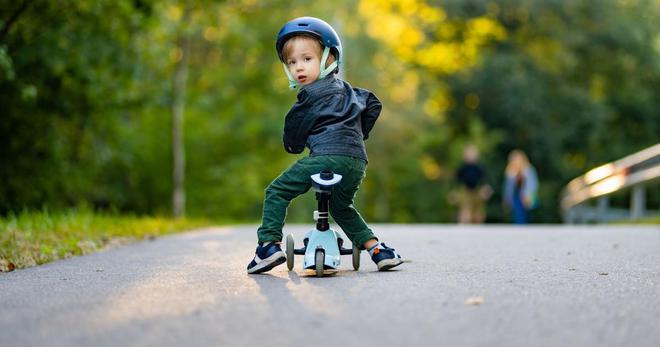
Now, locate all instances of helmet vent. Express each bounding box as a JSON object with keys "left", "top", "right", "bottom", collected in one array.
[{"left": 298, "top": 23, "right": 309, "bottom": 26}]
